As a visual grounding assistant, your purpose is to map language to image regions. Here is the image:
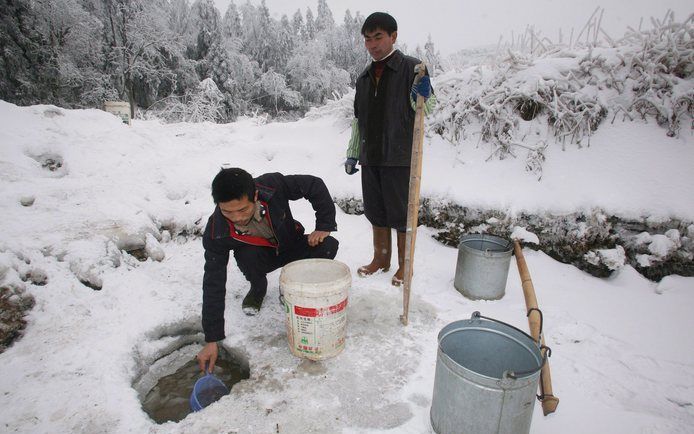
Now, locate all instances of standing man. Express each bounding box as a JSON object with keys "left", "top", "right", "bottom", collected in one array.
[
  {"left": 197, "top": 168, "right": 338, "bottom": 372},
  {"left": 344, "top": 12, "right": 436, "bottom": 286}
]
